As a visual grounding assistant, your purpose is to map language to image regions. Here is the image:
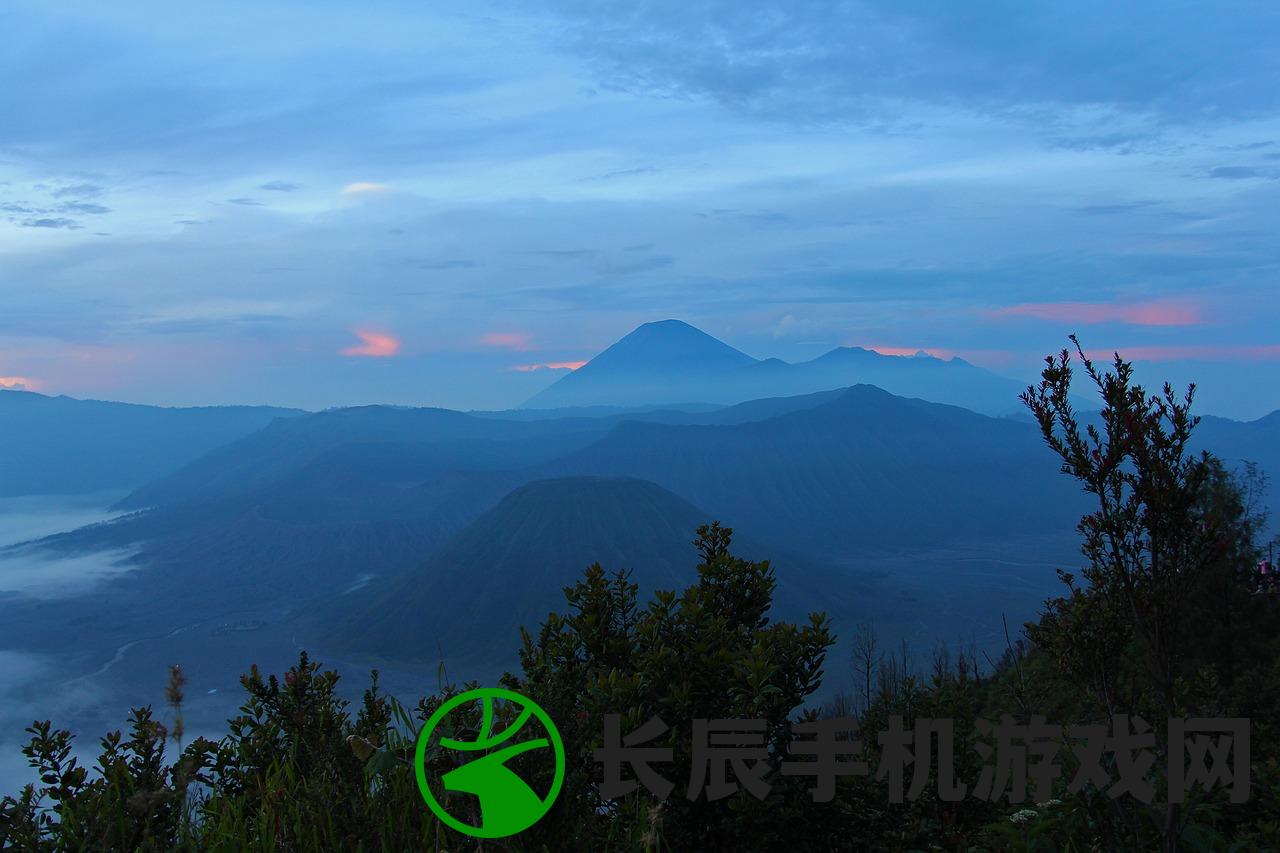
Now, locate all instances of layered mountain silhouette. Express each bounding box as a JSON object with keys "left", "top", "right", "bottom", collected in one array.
[
  {"left": 20, "top": 344, "right": 1277, "bottom": 674},
  {"left": 548, "top": 384, "right": 1089, "bottom": 556},
  {"left": 50, "top": 381, "right": 1275, "bottom": 615},
  {"left": 116, "top": 405, "right": 608, "bottom": 510},
  {"left": 0, "top": 390, "right": 301, "bottom": 497},
  {"left": 116, "top": 389, "right": 850, "bottom": 512},
  {"left": 48, "top": 384, "right": 1094, "bottom": 623},
  {"left": 1195, "top": 410, "right": 1280, "bottom": 490},
  {"left": 522, "top": 319, "right": 1031, "bottom": 416}
]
